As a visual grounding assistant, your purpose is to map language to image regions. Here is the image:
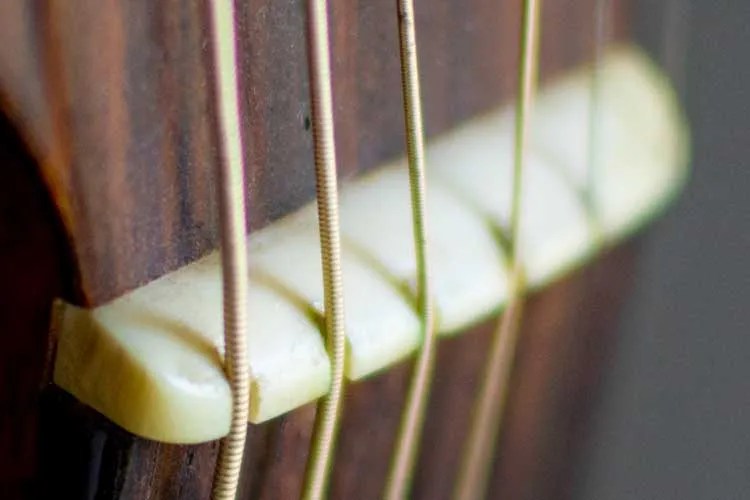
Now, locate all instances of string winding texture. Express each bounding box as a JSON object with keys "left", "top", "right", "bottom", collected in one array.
[
  {"left": 208, "top": 1, "right": 251, "bottom": 499},
  {"left": 302, "top": 0, "right": 347, "bottom": 498},
  {"left": 384, "top": 0, "right": 436, "bottom": 498},
  {"left": 454, "top": 1, "right": 541, "bottom": 498}
]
